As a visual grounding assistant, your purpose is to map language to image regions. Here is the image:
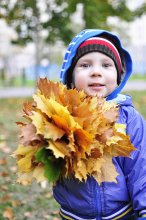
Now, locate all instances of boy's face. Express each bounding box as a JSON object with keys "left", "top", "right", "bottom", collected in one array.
[{"left": 73, "top": 52, "right": 118, "bottom": 97}]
